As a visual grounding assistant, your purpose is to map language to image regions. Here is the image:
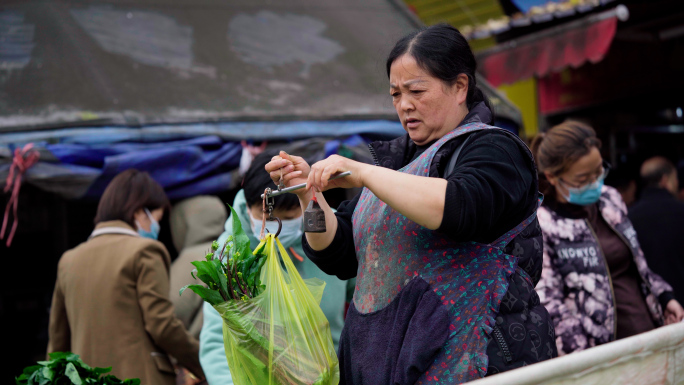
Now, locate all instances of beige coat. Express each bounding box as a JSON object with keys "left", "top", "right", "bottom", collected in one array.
[
  {"left": 169, "top": 196, "right": 227, "bottom": 339},
  {"left": 48, "top": 221, "right": 204, "bottom": 385}
]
